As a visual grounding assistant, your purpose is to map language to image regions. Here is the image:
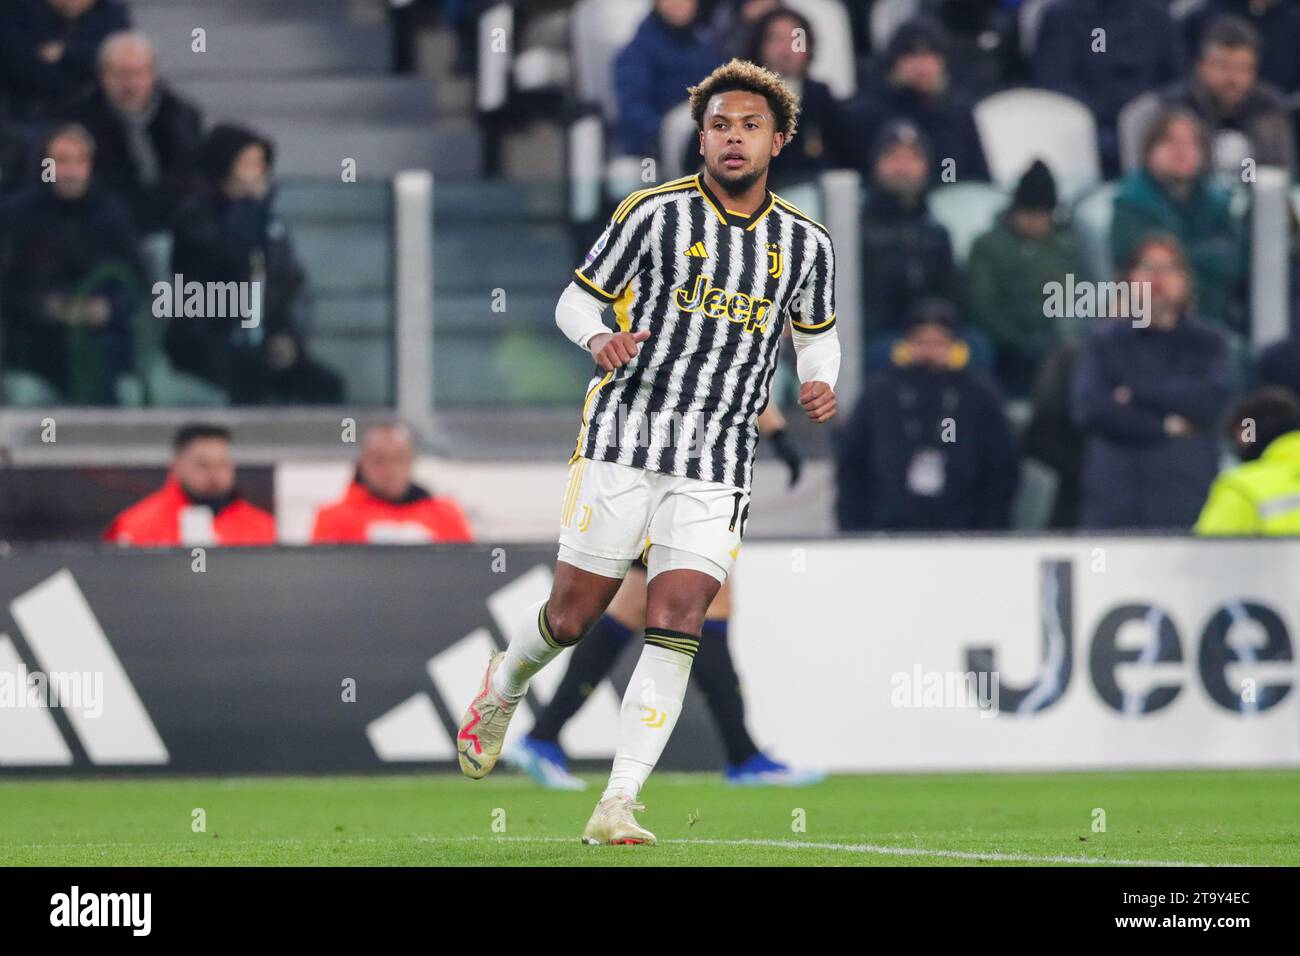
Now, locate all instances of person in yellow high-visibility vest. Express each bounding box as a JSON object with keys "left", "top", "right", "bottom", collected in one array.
[{"left": 1195, "top": 387, "right": 1300, "bottom": 535}]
